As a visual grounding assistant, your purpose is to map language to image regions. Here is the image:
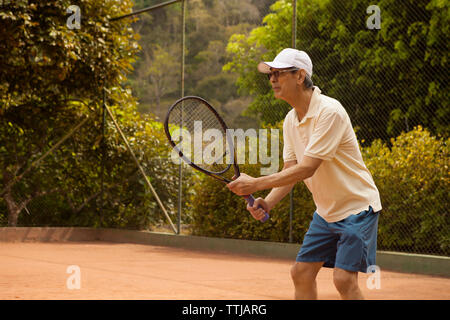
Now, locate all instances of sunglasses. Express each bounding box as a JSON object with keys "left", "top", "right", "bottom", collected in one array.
[{"left": 266, "top": 68, "right": 299, "bottom": 80}]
